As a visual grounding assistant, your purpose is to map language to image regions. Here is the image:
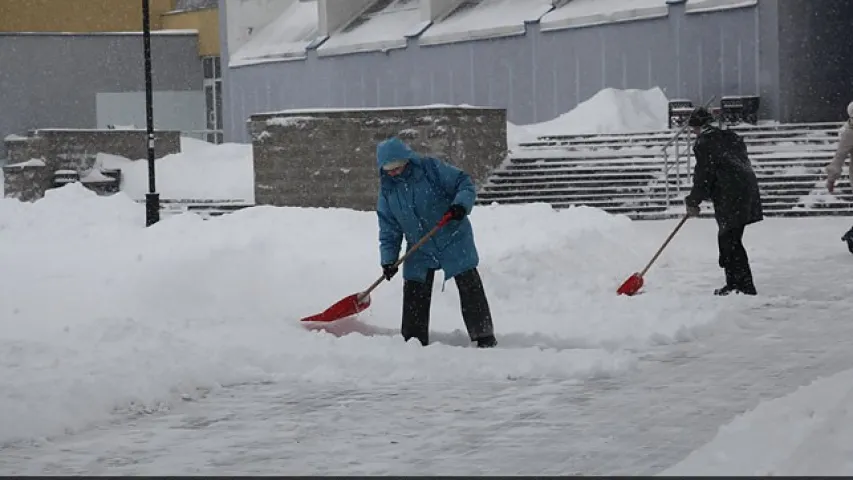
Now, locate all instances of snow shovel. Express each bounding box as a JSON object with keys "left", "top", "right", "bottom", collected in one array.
[
  {"left": 617, "top": 214, "right": 689, "bottom": 296},
  {"left": 300, "top": 212, "right": 454, "bottom": 323}
]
